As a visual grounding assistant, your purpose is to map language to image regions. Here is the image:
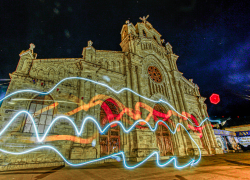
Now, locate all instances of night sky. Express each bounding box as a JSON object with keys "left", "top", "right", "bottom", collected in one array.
[{"left": 0, "top": 0, "right": 249, "bottom": 119}]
